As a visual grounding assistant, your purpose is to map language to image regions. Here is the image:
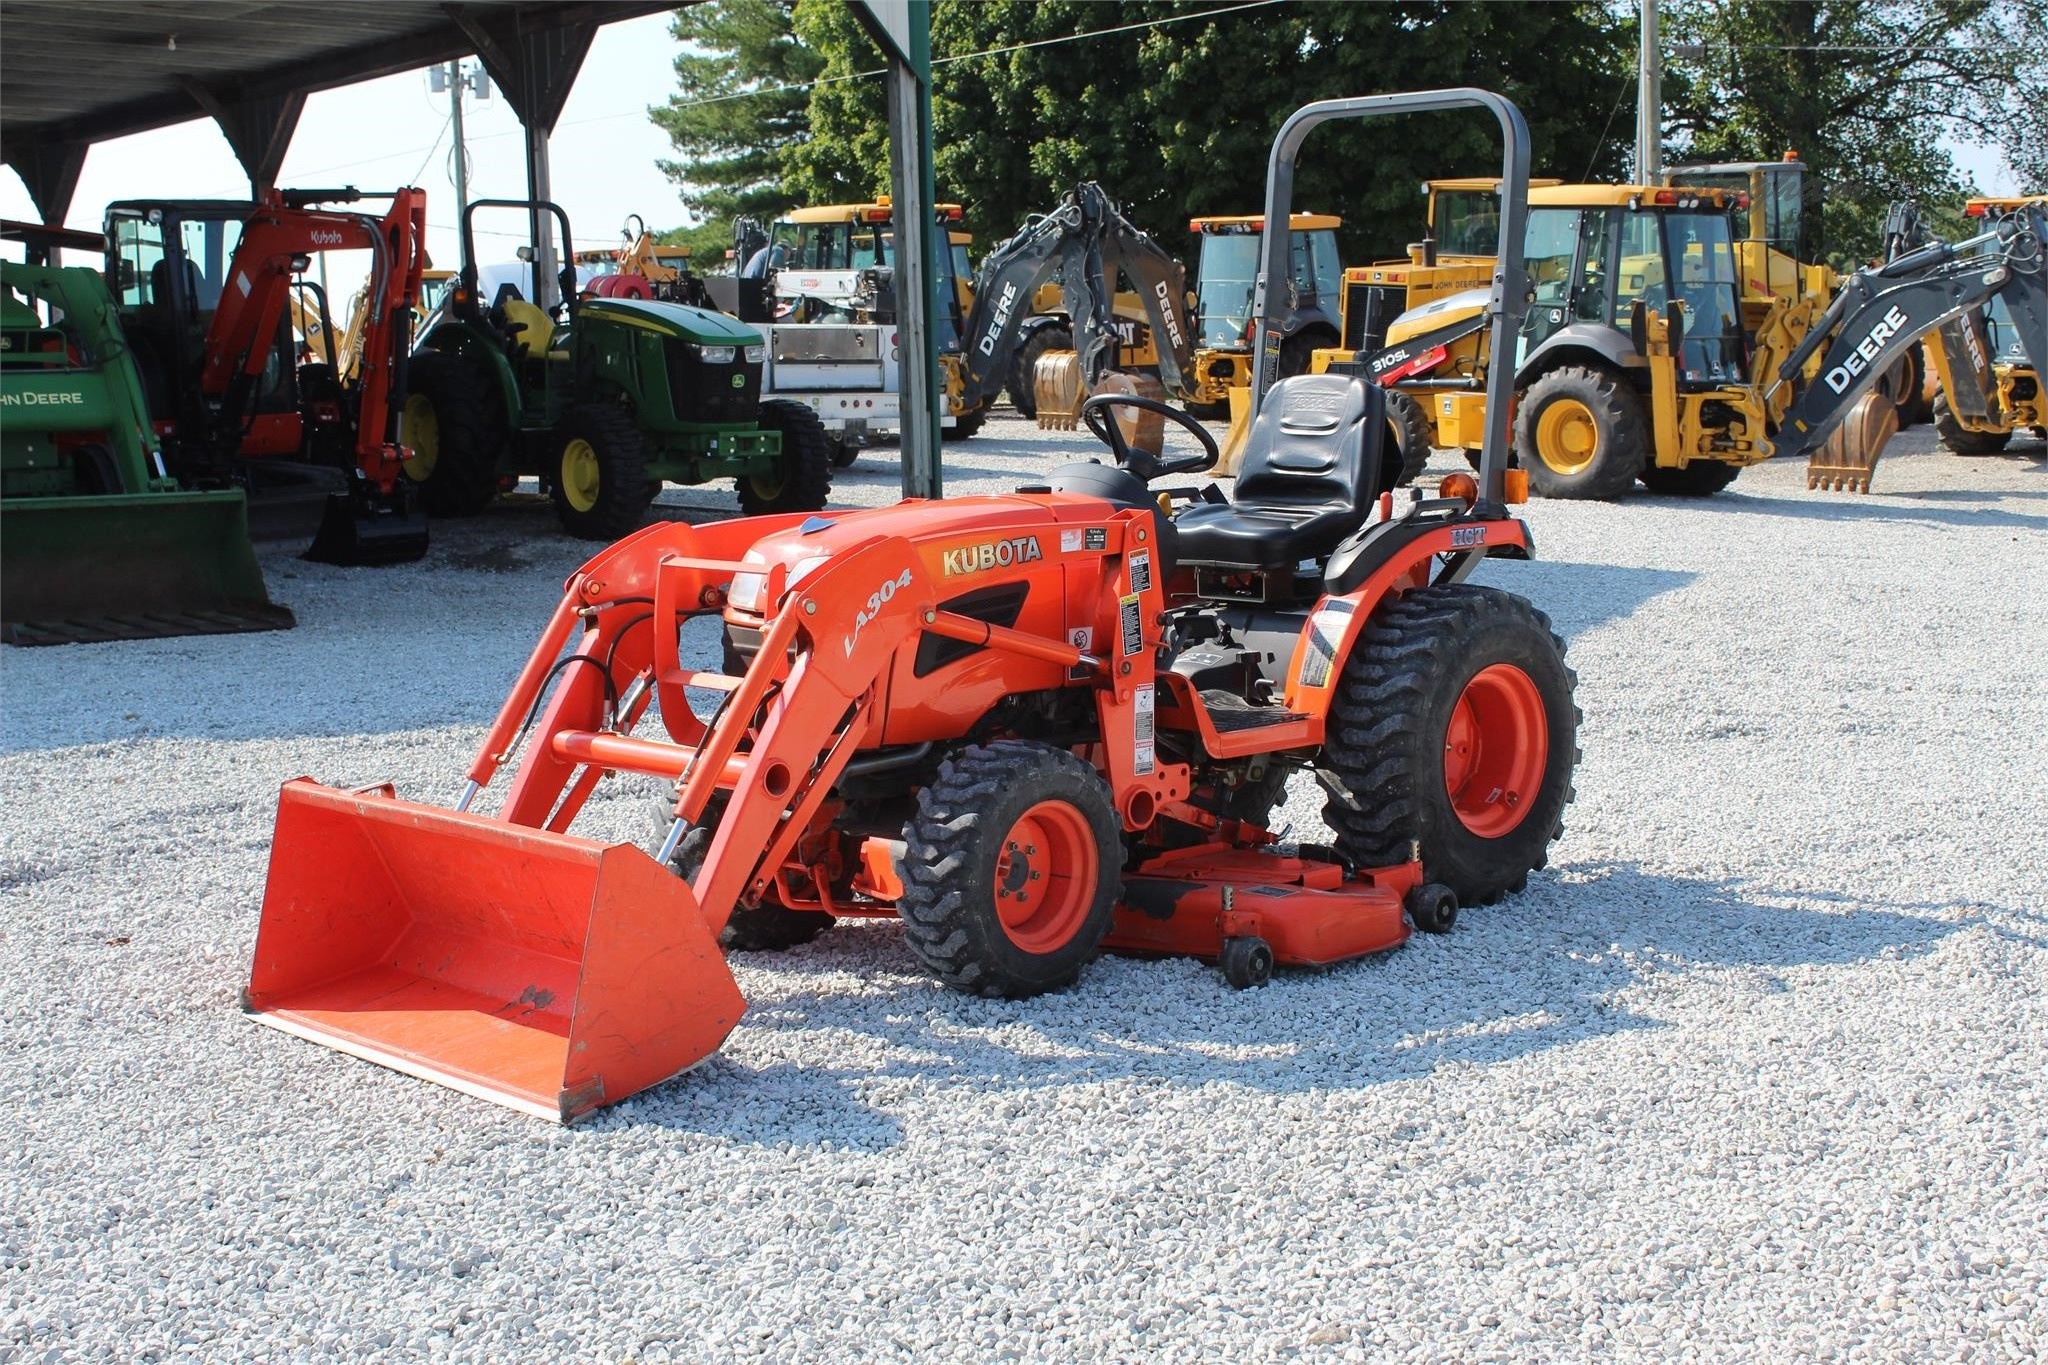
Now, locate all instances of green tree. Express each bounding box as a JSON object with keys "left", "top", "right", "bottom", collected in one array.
[
  {"left": 649, "top": 0, "right": 823, "bottom": 232},
  {"left": 1662, "top": 0, "right": 2048, "bottom": 267}
]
